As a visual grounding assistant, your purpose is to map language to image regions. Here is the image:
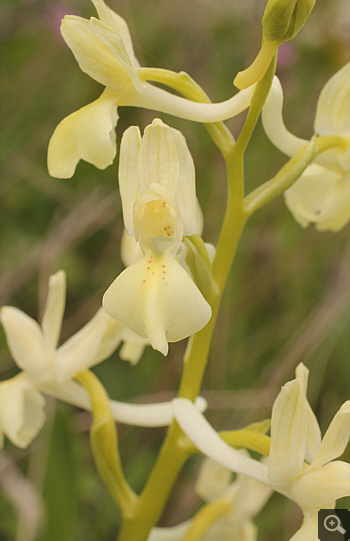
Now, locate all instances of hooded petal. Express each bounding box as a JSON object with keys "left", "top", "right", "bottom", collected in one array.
[
  {"left": 137, "top": 119, "right": 180, "bottom": 198},
  {"left": 0, "top": 374, "right": 46, "bottom": 449},
  {"left": 310, "top": 401, "right": 350, "bottom": 469},
  {"left": 47, "top": 88, "right": 119, "bottom": 178},
  {"left": 118, "top": 126, "right": 142, "bottom": 235},
  {"left": 173, "top": 398, "right": 270, "bottom": 485},
  {"left": 41, "top": 270, "right": 66, "bottom": 351},
  {"left": 56, "top": 308, "right": 109, "bottom": 382},
  {"left": 103, "top": 252, "right": 211, "bottom": 355},
  {"left": 284, "top": 165, "right": 350, "bottom": 232},
  {"left": 89, "top": 18, "right": 143, "bottom": 93},
  {"left": 268, "top": 379, "right": 308, "bottom": 485},
  {"left": 314, "top": 63, "right": 350, "bottom": 137},
  {"left": 0, "top": 307, "right": 48, "bottom": 378},
  {"left": 262, "top": 76, "right": 307, "bottom": 157},
  {"left": 292, "top": 461, "right": 350, "bottom": 510},
  {"left": 91, "top": 0, "right": 140, "bottom": 68},
  {"left": 60, "top": 15, "right": 137, "bottom": 91}
]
